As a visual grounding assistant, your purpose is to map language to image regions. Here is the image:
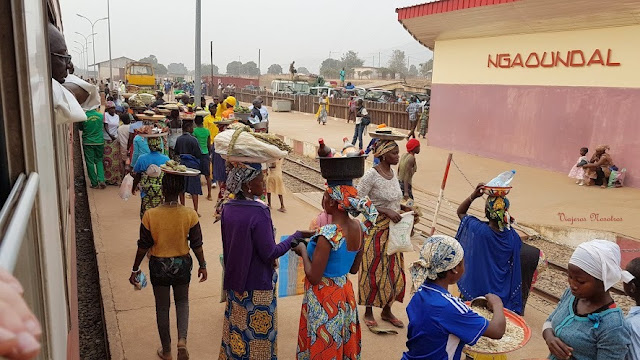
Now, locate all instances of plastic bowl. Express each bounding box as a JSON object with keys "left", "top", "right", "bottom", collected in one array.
[
  {"left": 318, "top": 155, "right": 366, "bottom": 180},
  {"left": 463, "top": 302, "right": 531, "bottom": 355},
  {"left": 482, "top": 186, "right": 512, "bottom": 197}
]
